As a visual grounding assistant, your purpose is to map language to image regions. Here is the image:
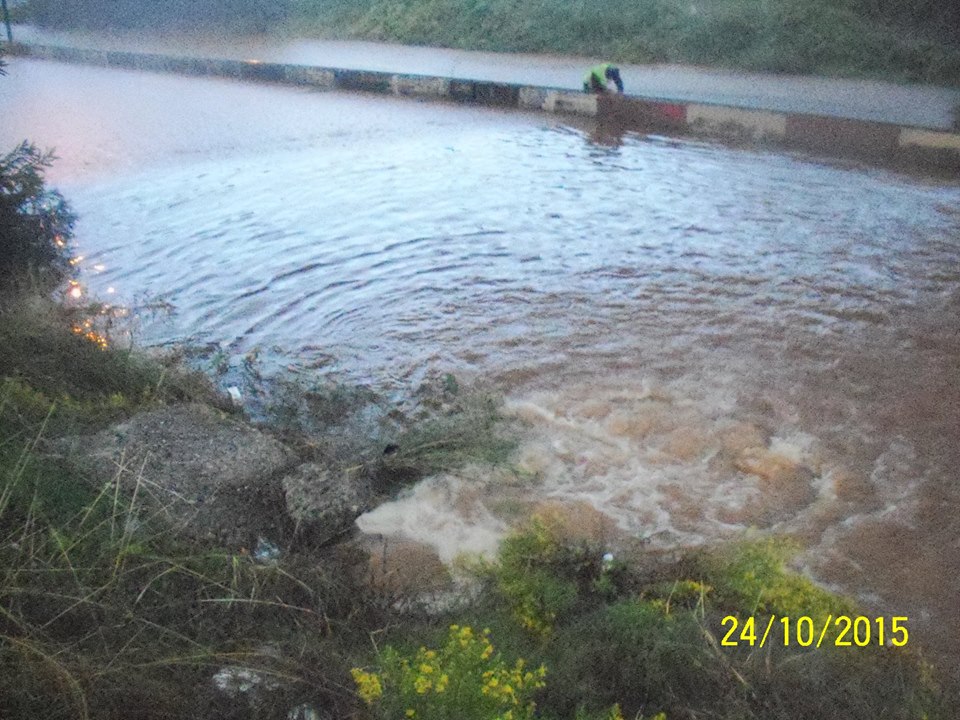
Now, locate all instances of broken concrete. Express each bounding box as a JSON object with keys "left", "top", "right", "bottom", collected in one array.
[{"left": 59, "top": 403, "right": 298, "bottom": 547}]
